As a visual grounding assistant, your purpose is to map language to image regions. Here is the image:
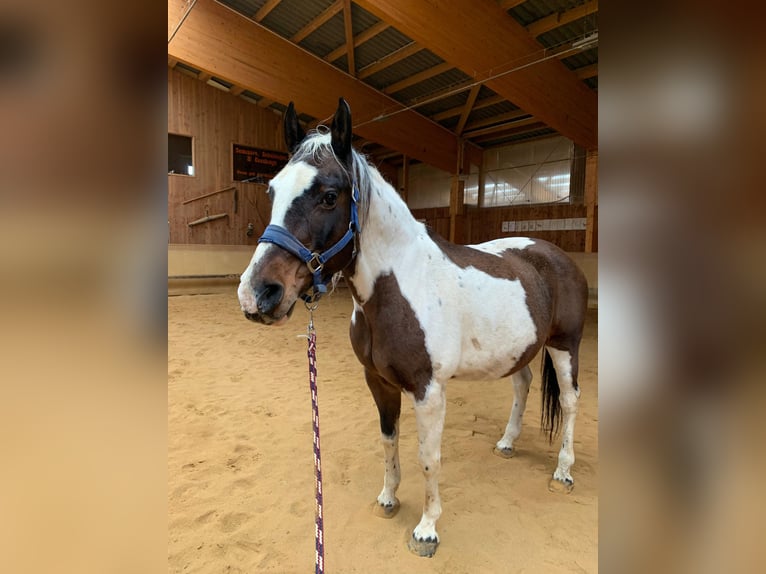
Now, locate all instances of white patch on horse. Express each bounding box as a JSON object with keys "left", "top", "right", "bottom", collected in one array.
[
  {"left": 351, "top": 299, "right": 363, "bottom": 326},
  {"left": 238, "top": 161, "right": 318, "bottom": 313},
  {"left": 352, "top": 170, "right": 537, "bottom": 382},
  {"left": 411, "top": 381, "right": 446, "bottom": 545},
  {"left": 376, "top": 419, "right": 401, "bottom": 510},
  {"left": 546, "top": 346, "right": 579, "bottom": 485},
  {"left": 469, "top": 236, "right": 535, "bottom": 256}
]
